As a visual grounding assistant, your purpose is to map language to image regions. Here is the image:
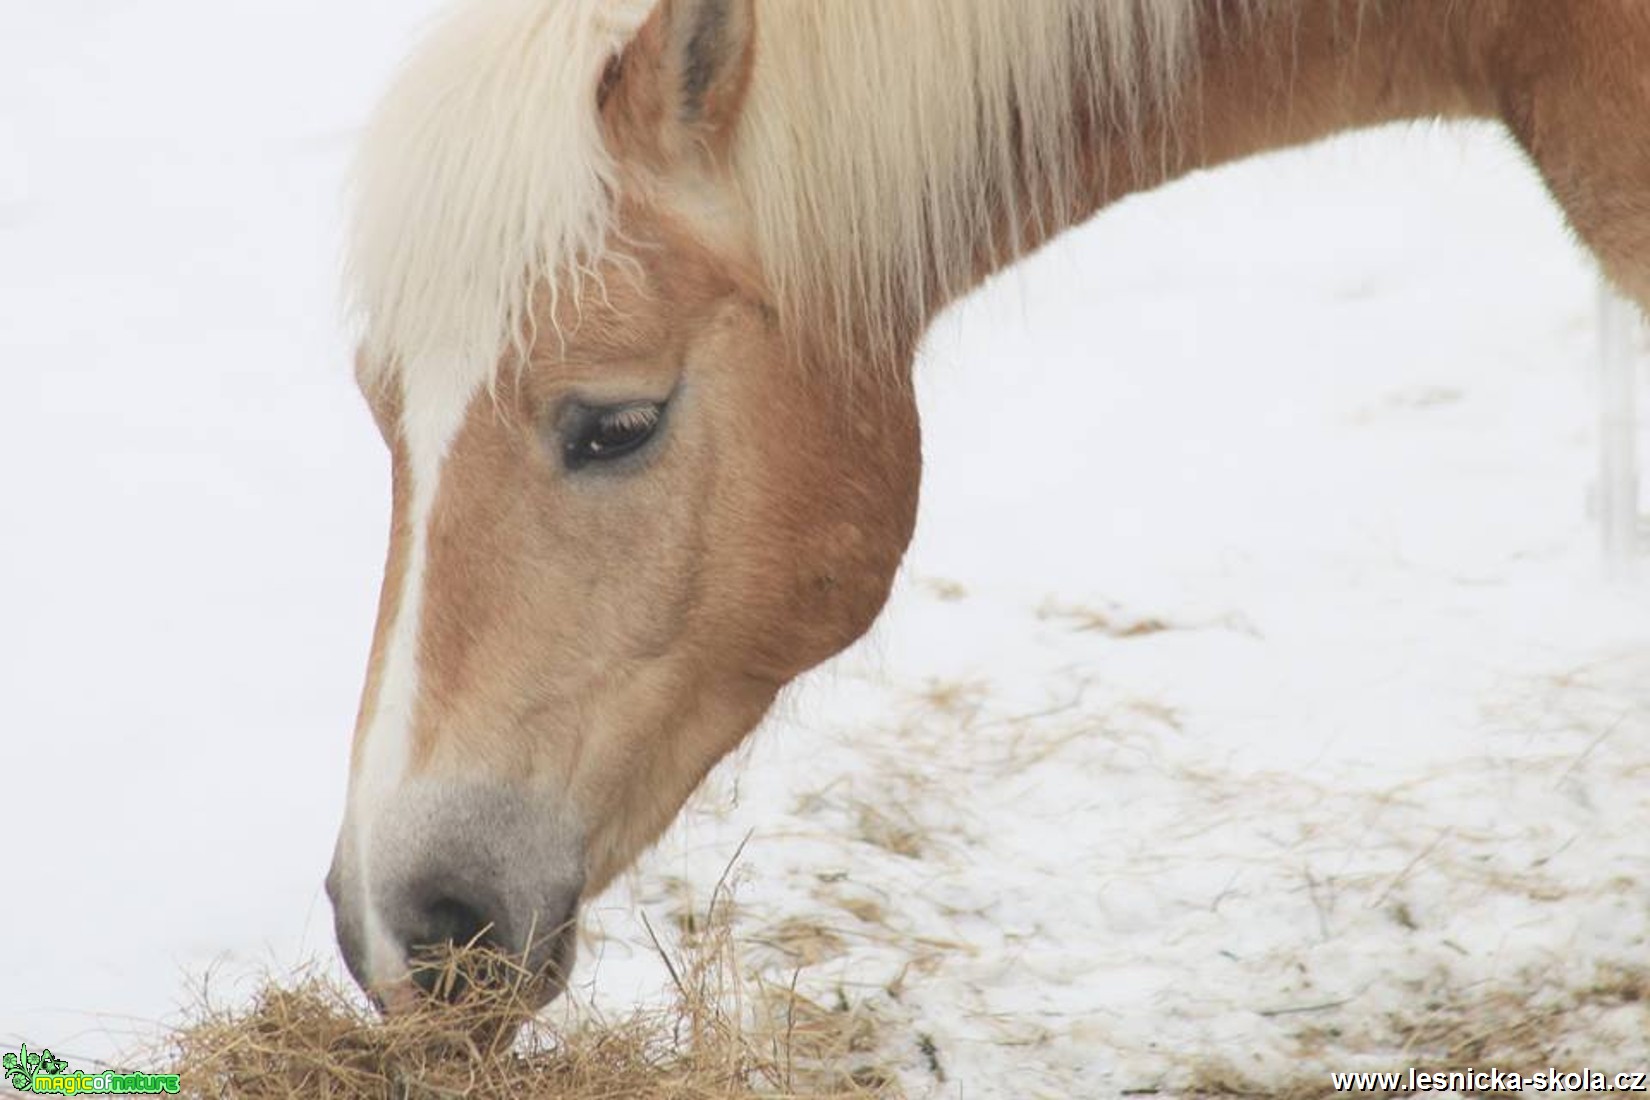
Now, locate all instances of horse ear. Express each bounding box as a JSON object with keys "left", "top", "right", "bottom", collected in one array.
[{"left": 605, "top": 0, "right": 755, "bottom": 163}]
